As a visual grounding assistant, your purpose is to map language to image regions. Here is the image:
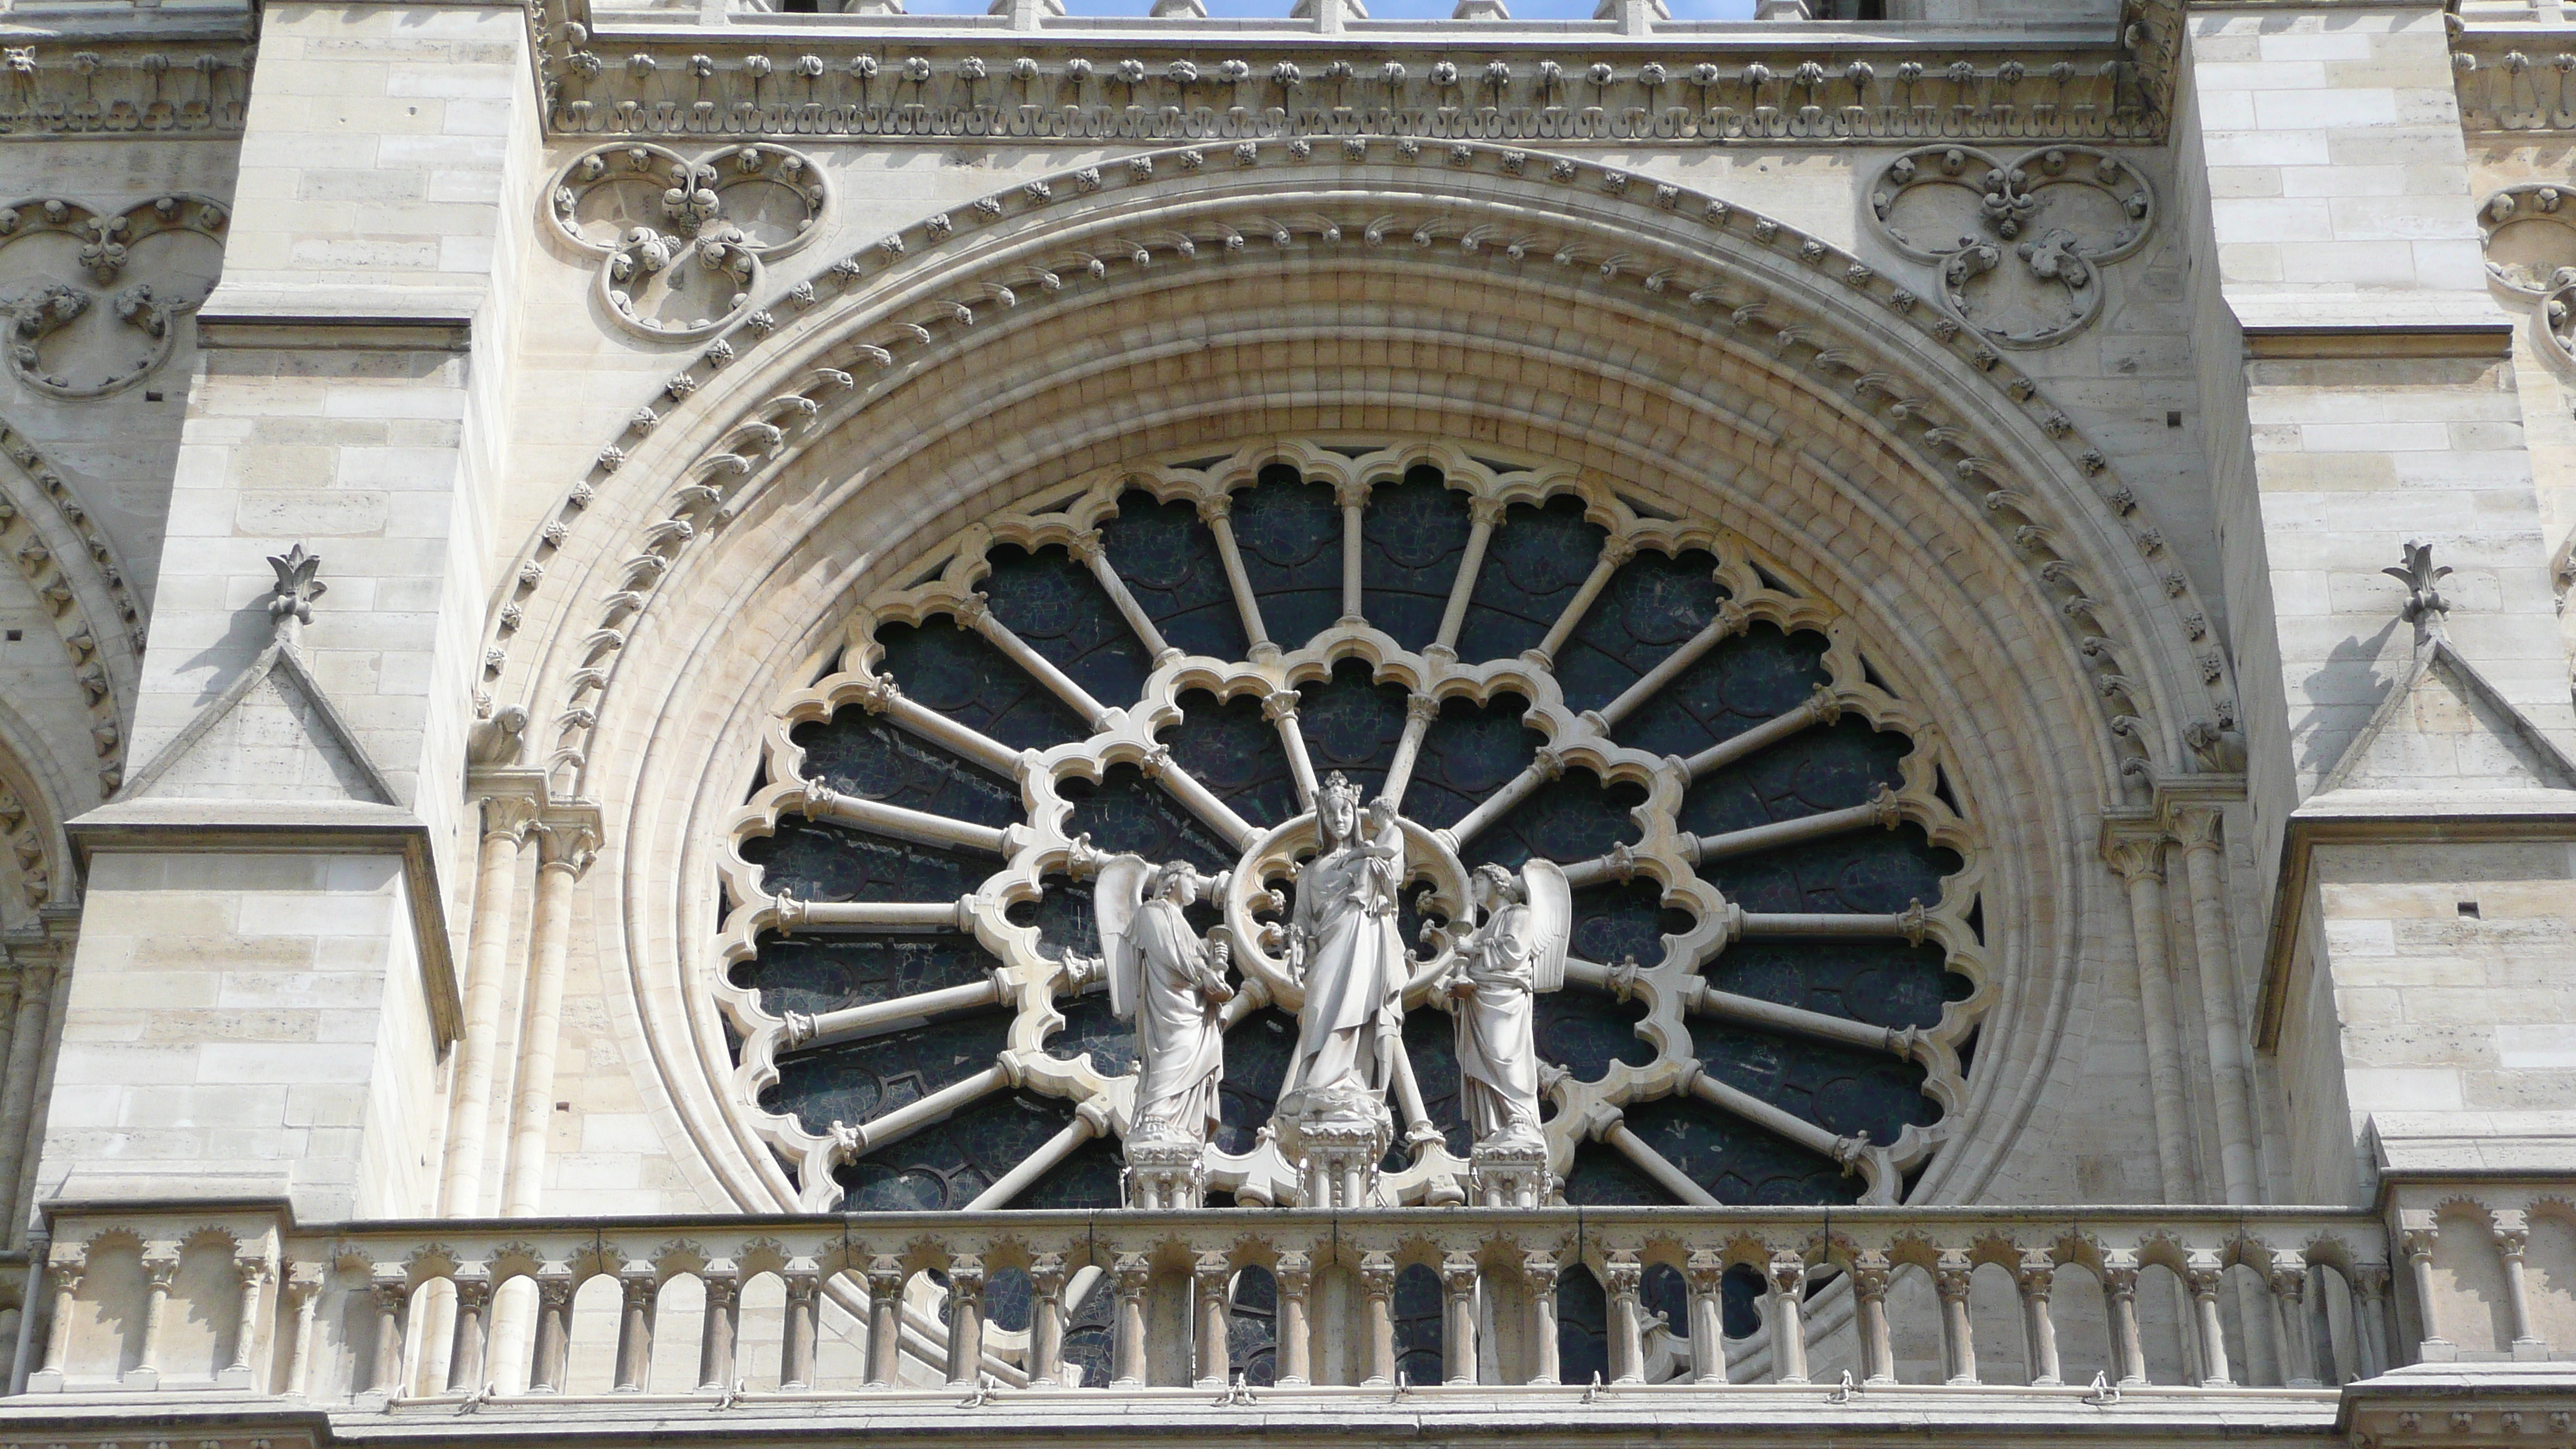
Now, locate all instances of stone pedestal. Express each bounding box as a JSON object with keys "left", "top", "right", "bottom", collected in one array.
[
  {"left": 1273, "top": 1087, "right": 1392, "bottom": 1208},
  {"left": 1470, "top": 1142, "right": 1555, "bottom": 1208},
  {"left": 1123, "top": 1139, "right": 1208, "bottom": 1210}
]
